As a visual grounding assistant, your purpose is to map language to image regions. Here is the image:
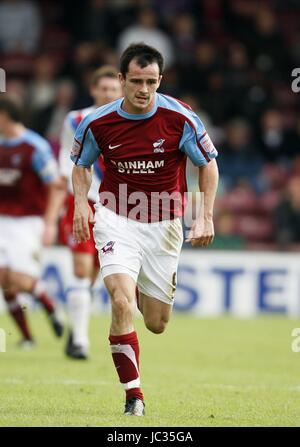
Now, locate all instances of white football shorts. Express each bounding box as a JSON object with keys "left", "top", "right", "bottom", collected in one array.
[
  {"left": 0, "top": 215, "right": 44, "bottom": 277},
  {"left": 93, "top": 204, "right": 183, "bottom": 305}
]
